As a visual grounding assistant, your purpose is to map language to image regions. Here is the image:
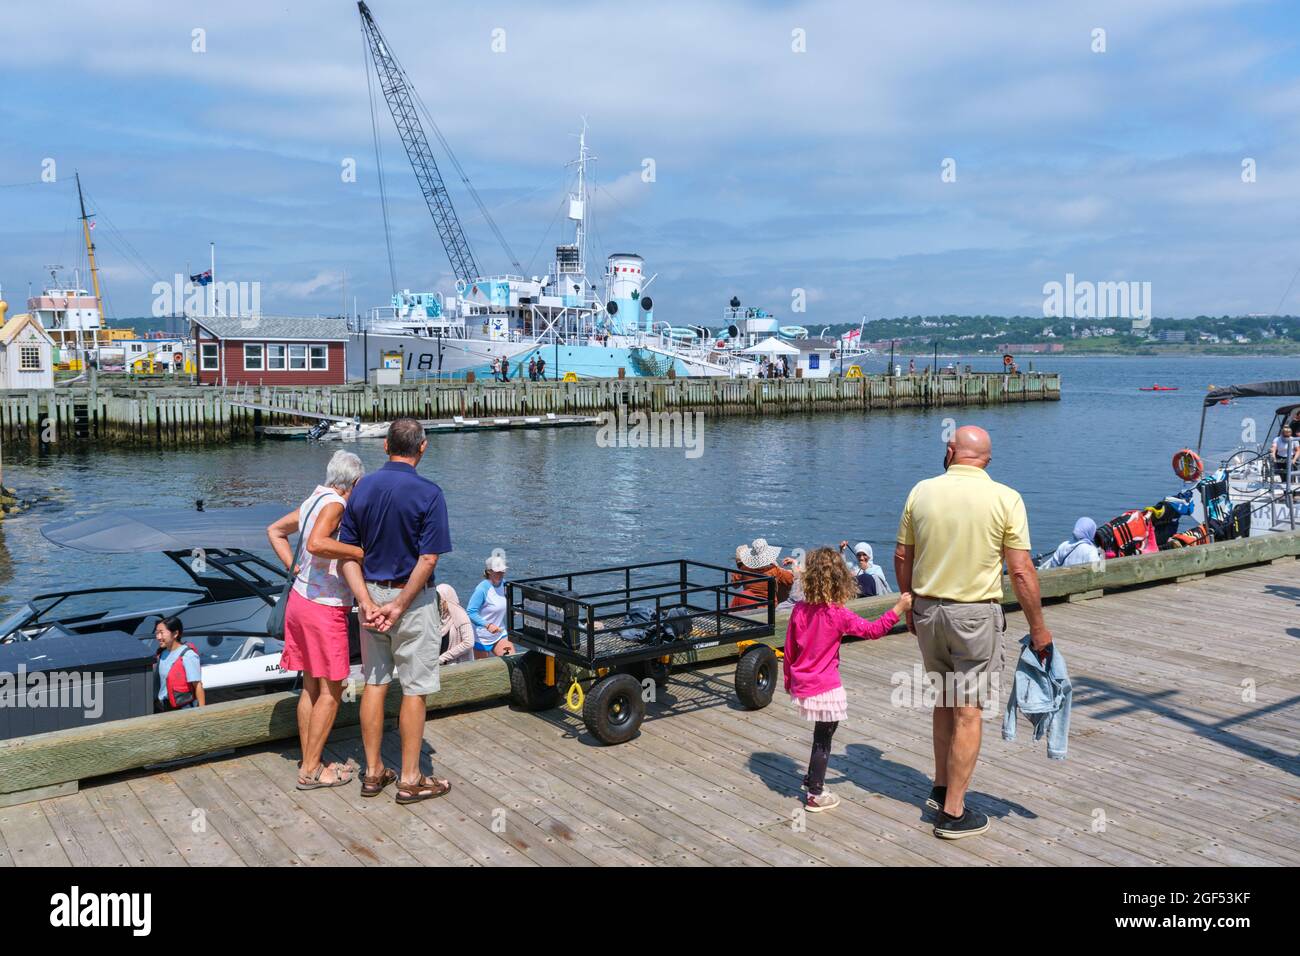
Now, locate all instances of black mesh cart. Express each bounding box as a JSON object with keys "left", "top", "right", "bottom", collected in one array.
[{"left": 505, "top": 559, "right": 779, "bottom": 744}]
